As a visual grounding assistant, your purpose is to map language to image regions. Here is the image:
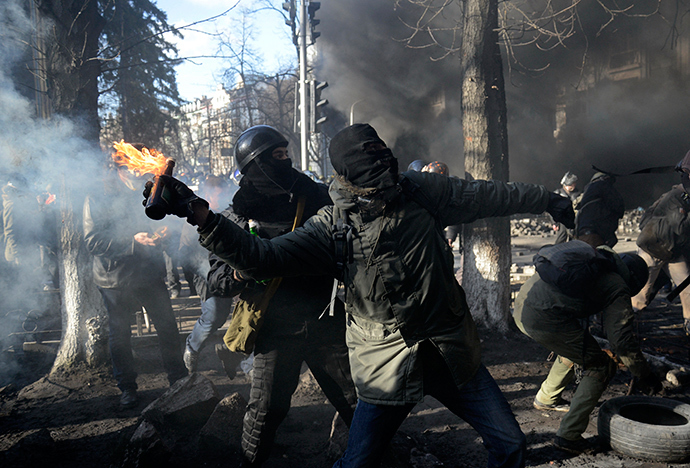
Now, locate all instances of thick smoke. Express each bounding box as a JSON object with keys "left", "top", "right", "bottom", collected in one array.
[
  {"left": 0, "top": 0, "right": 141, "bottom": 384},
  {"left": 315, "top": 1, "right": 464, "bottom": 175},
  {"left": 315, "top": 1, "right": 688, "bottom": 208}
]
